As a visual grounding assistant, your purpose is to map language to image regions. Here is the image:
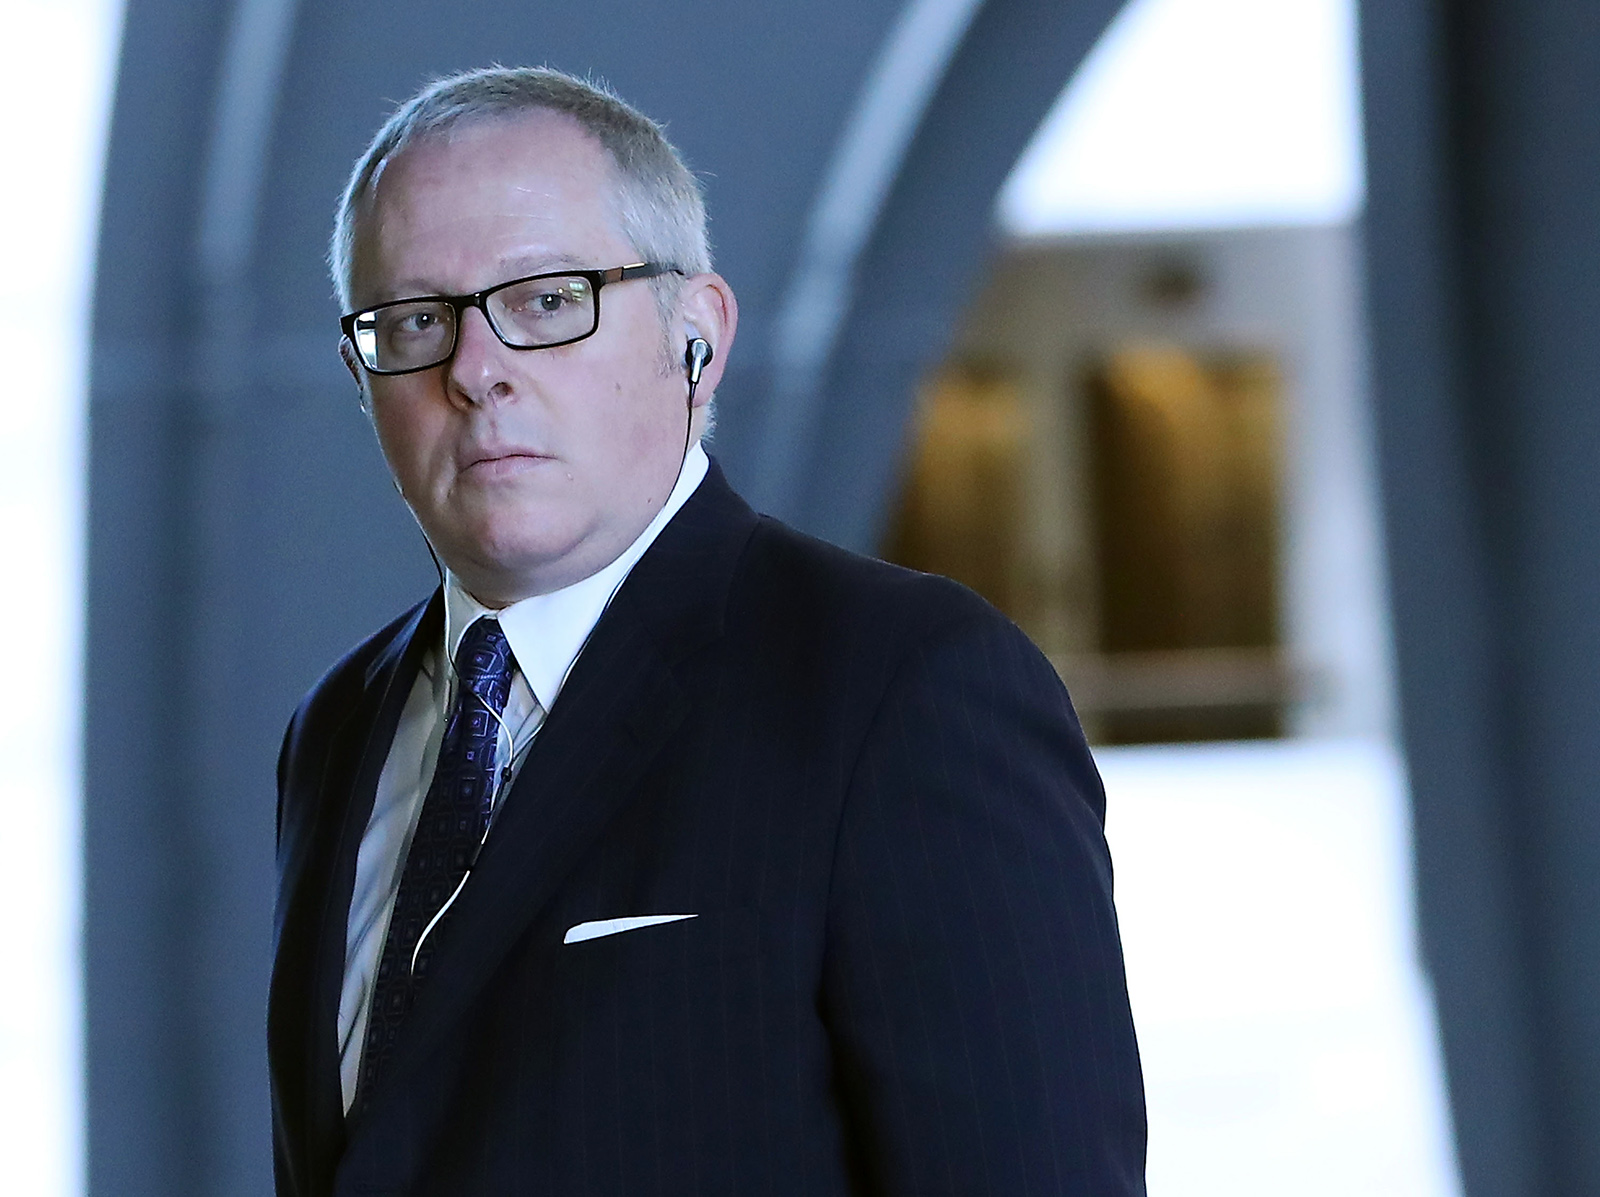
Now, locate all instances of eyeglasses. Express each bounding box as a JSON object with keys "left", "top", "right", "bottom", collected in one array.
[{"left": 340, "top": 261, "right": 679, "bottom": 376}]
